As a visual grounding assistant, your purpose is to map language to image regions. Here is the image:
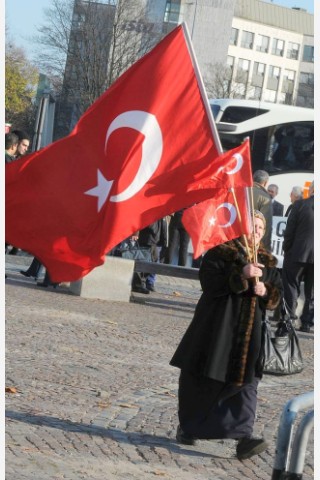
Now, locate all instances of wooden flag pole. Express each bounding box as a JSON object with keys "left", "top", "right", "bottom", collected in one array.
[
  {"left": 230, "top": 187, "right": 251, "bottom": 260},
  {"left": 249, "top": 186, "right": 259, "bottom": 282},
  {"left": 235, "top": 185, "right": 258, "bottom": 386}
]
